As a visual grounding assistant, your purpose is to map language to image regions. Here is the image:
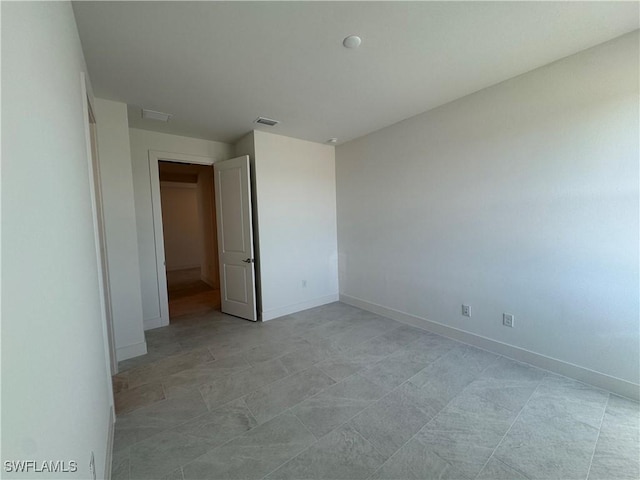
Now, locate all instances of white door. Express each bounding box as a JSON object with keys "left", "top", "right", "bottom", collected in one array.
[{"left": 214, "top": 155, "right": 257, "bottom": 321}]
